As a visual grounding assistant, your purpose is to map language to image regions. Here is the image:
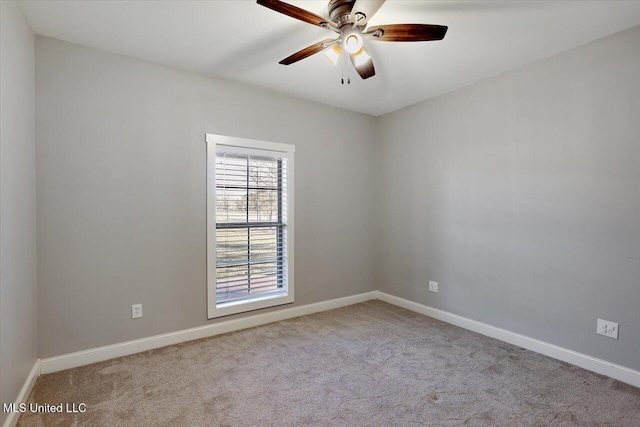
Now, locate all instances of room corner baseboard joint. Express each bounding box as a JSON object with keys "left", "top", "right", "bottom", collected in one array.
[{"left": 2, "top": 359, "right": 40, "bottom": 427}]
